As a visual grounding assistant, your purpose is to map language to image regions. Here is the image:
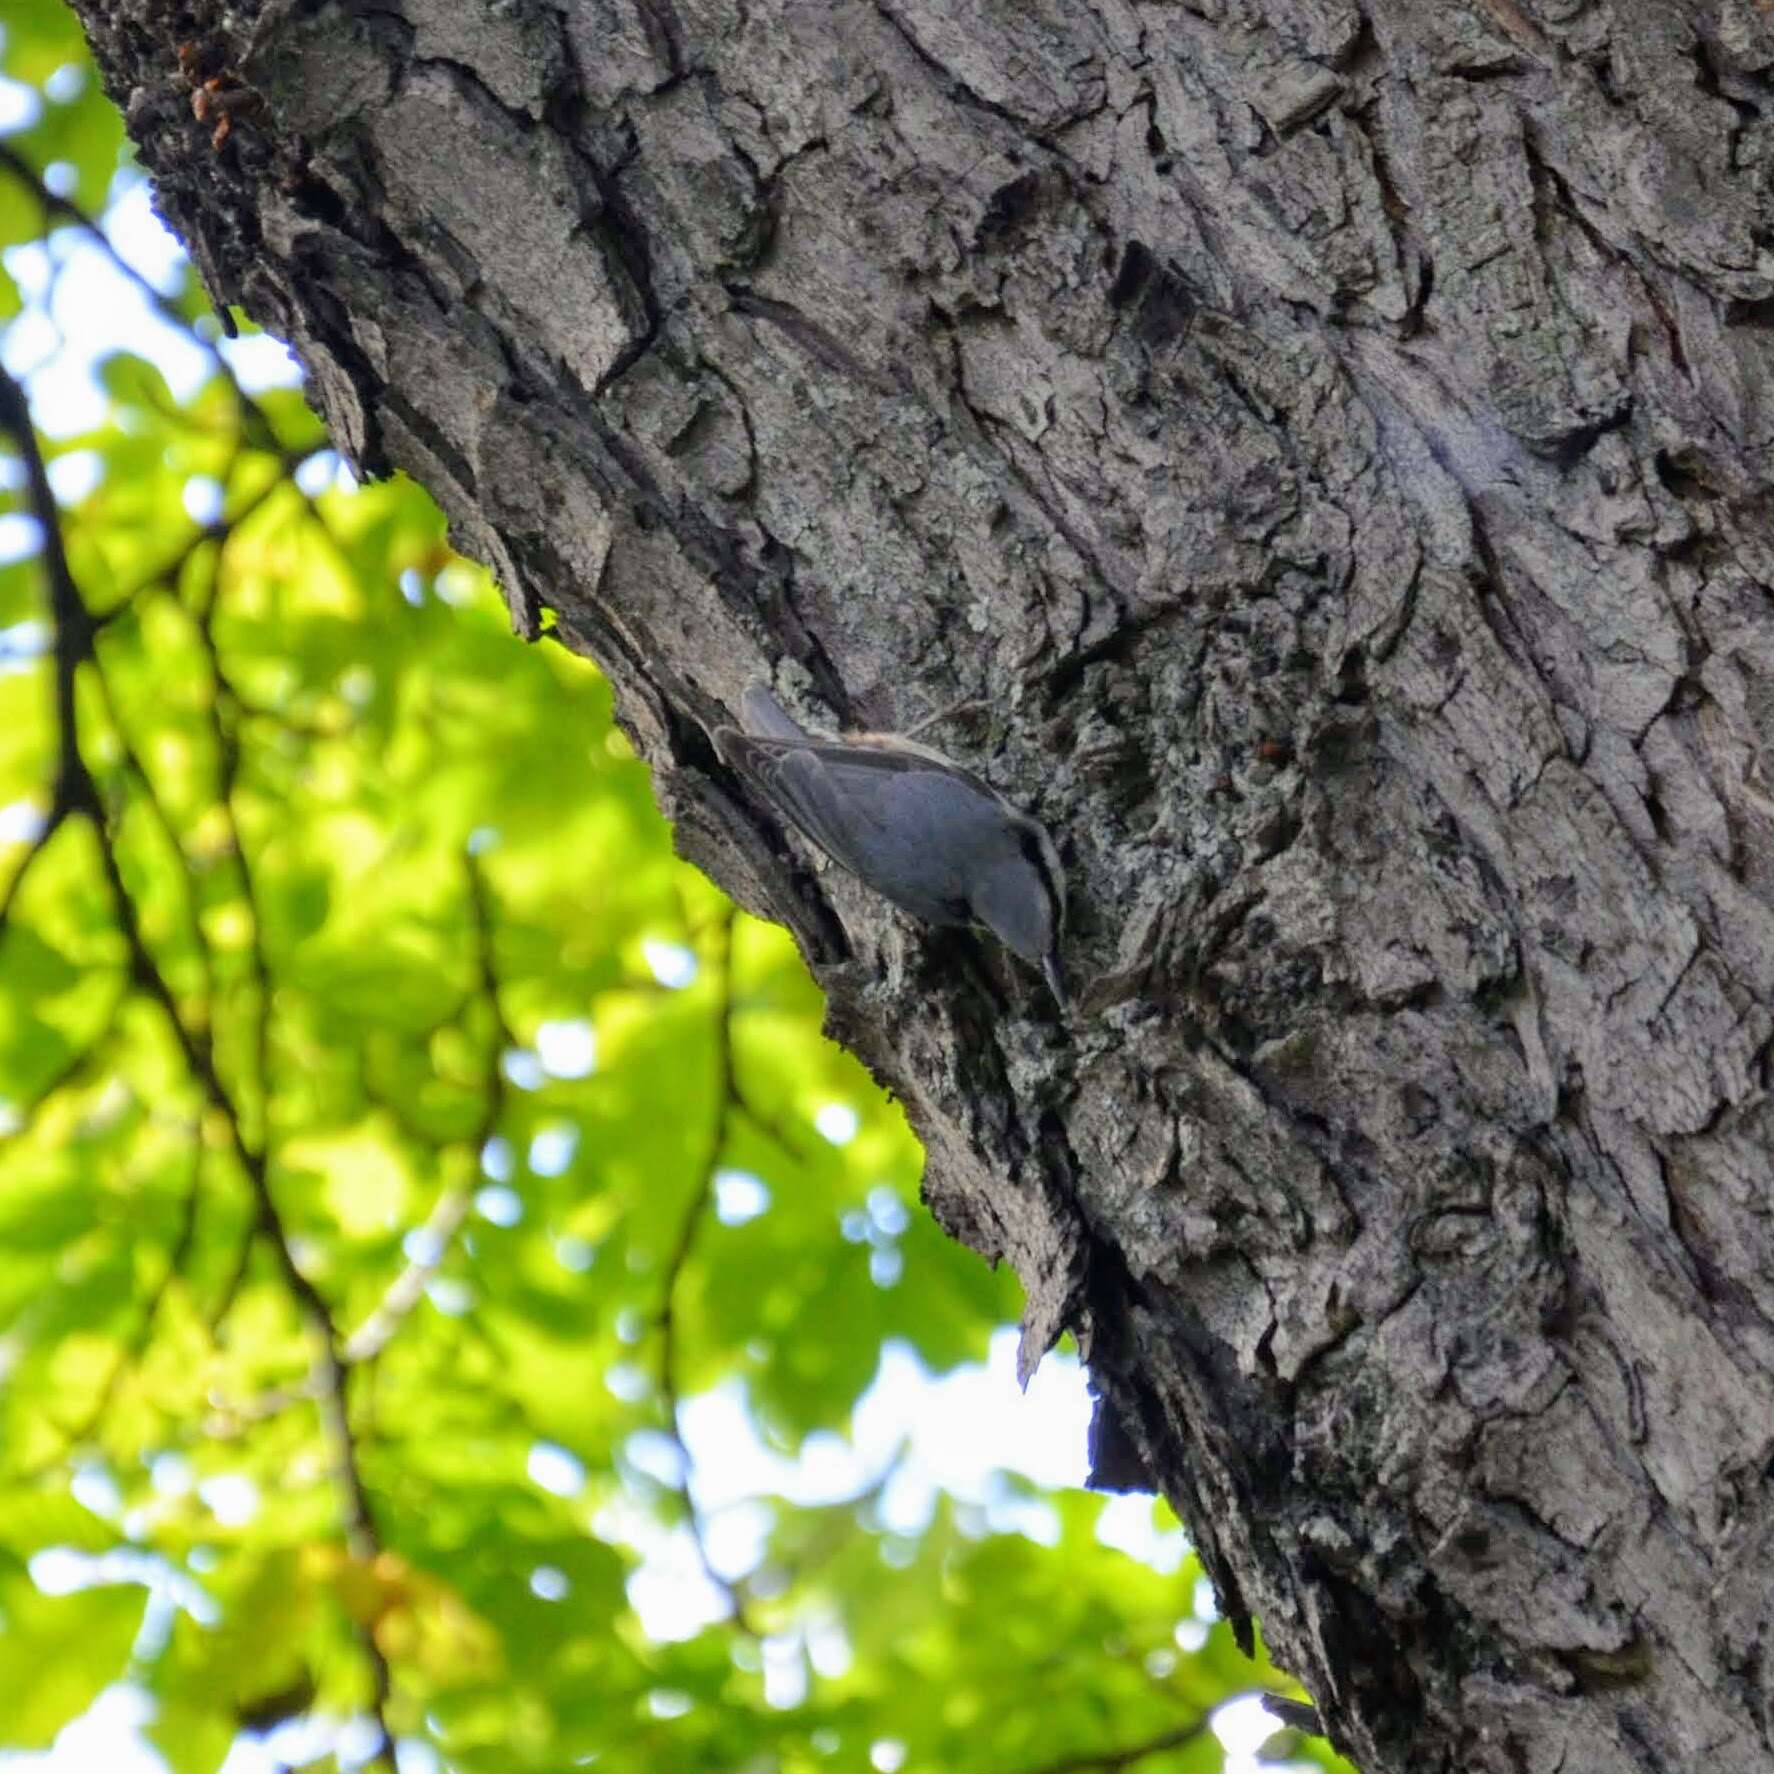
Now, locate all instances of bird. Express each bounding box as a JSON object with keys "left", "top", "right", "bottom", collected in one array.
[{"left": 714, "top": 684, "right": 1069, "bottom": 1011}]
